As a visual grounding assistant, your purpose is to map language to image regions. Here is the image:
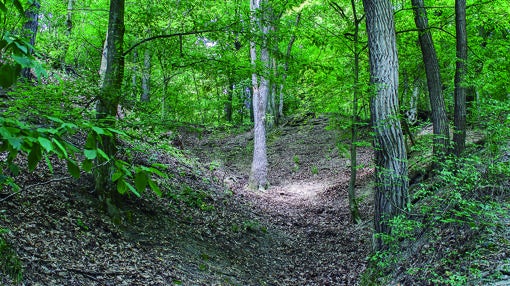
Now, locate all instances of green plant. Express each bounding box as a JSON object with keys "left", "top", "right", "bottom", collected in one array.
[
  {"left": 0, "top": 229, "right": 22, "bottom": 283},
  {"left": 311, "top": 165, "right": 318, "bottom": 175}
]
